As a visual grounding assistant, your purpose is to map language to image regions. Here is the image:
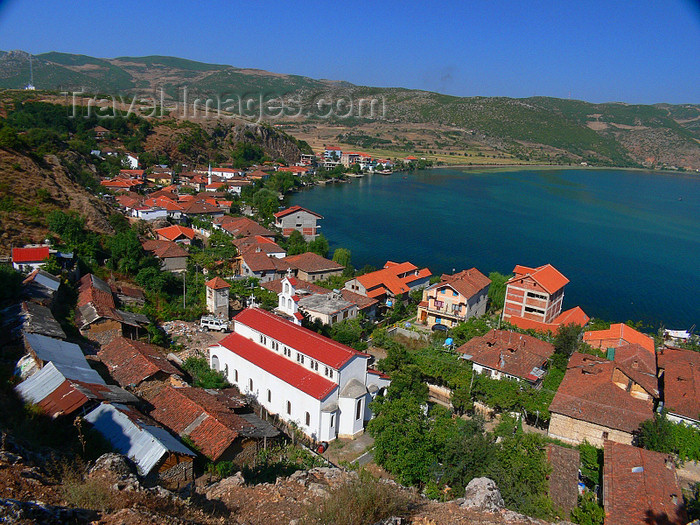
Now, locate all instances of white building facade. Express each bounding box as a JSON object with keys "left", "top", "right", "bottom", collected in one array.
[{"left": 208, "top": 308, "right": 389, "bottom": 442}]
